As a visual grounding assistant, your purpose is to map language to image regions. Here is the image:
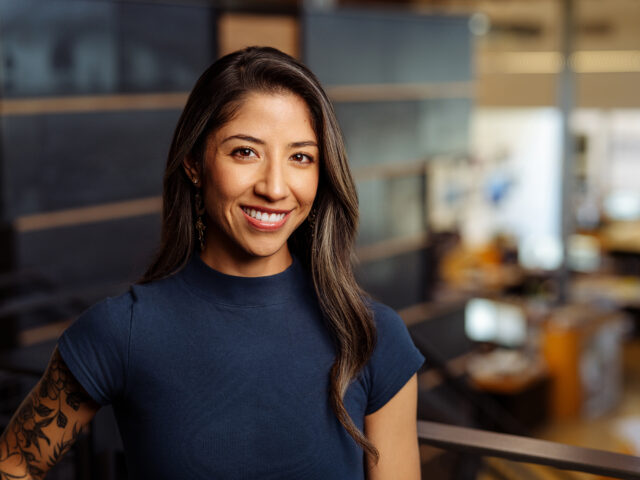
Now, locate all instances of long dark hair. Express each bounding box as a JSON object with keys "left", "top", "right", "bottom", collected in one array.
[{"left": 140, "top": 46, "right": 378, "bottom": 461}]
